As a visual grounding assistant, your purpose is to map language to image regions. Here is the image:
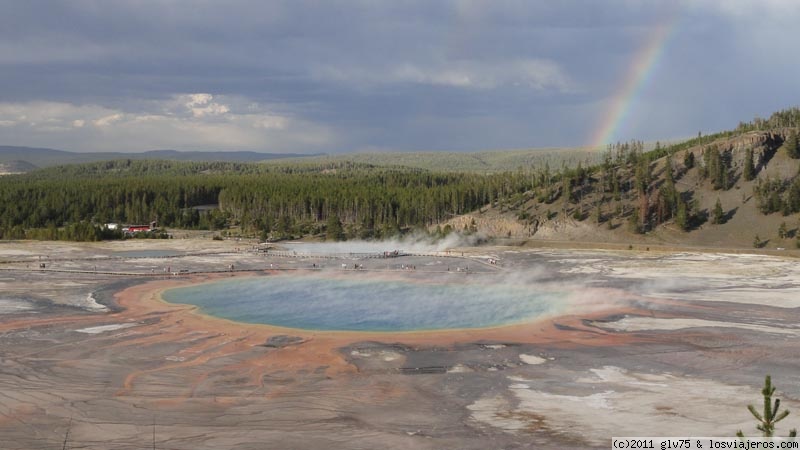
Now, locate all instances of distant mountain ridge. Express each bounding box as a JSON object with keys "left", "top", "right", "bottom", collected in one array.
[
  {"left": 0, "top": 146, "right": 324, "bottom": 168},
  {"left": 0, "top": 144, "right": 614, "bottom": 174}
]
